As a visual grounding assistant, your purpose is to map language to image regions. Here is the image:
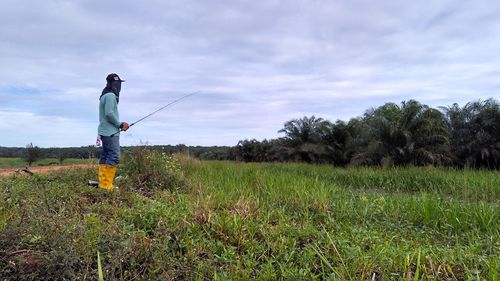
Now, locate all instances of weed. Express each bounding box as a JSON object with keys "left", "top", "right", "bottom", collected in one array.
[
  {"left": 0, "top": 161, "right": 498, "bottom": 279},
  {"left": 120, "top": 146, "right": 184, "bottom": 196}
]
